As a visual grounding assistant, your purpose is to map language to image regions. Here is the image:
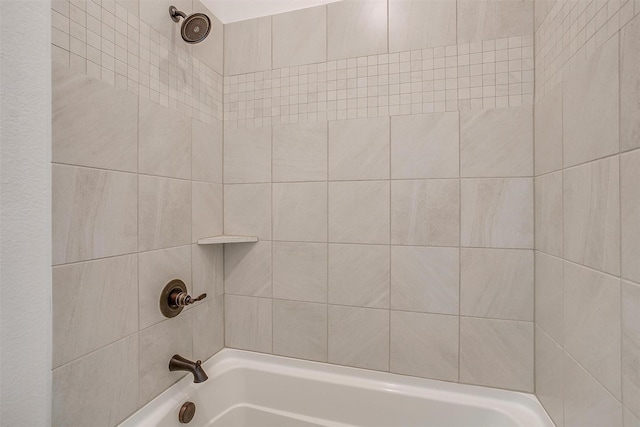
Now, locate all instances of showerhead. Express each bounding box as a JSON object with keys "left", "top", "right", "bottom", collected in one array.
[{"left": 169, "top": 6, "right": 211, "bottom": 44}]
